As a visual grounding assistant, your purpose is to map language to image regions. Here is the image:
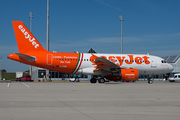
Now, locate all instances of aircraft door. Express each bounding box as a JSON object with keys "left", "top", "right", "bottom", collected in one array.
[
  {"left": 47, "top": 54, "right": 53, "bottom": 65},
  {"left": 151, "top": 57, "right": 157, "bottom": 68}
]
